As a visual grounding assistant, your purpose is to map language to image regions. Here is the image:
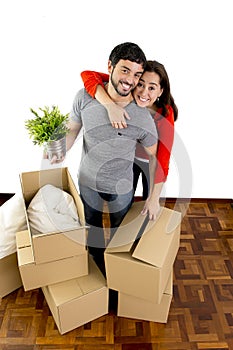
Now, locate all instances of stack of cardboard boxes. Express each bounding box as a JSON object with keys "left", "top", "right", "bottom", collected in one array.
[
  {"left": 1, "top": 167, "right": 181, "bottom": 333},
  {"left": 16, "top": 167, "right": 108, "bottom": 334},
  {"left": 105, "top": 201, "right": 181, "bottom": 323}
]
